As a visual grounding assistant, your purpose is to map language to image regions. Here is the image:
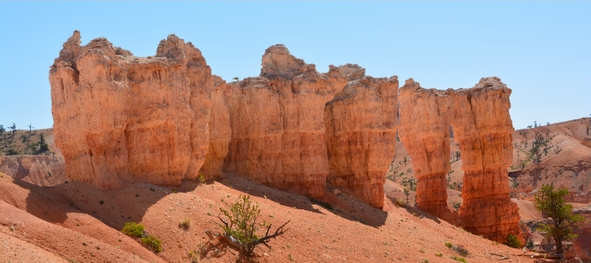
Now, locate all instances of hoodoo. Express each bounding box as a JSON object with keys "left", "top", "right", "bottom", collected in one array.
[
  {"left": 50, "top": 32, "right": 521, "bottom": 242},
  {"left": 325, "top": 72, "right": 398, "bottom": 208},
  {"left": 398, "top": 77, "right": 522, "bottom": 242}
]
